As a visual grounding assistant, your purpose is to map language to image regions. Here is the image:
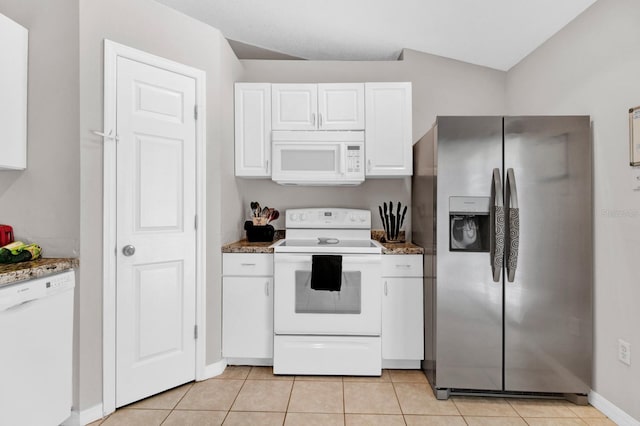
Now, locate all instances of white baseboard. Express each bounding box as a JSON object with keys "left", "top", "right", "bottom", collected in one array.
[
  {"left": 382, "top": 359, "right": 421, "bottom": 369},
  {"left": 62, "top": 403, "right": 104, "bottom": 426},
  {"left": 201, "top": 359, "right": 227, "bottom": 380},
  {"left": 589, "top": 390, "right": 640, "bottom": 426},
  {"left": 226, "top": 357, "right": 273, "bottom": 367}
]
